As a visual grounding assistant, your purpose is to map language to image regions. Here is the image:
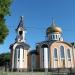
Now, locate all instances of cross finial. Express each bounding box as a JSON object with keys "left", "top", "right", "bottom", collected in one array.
[
  {"left": 20, "top": 16, "right": 23, "bottom": 21},
  {"left": 51, "top": 18, "right": 56, "bottom": 27}
]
